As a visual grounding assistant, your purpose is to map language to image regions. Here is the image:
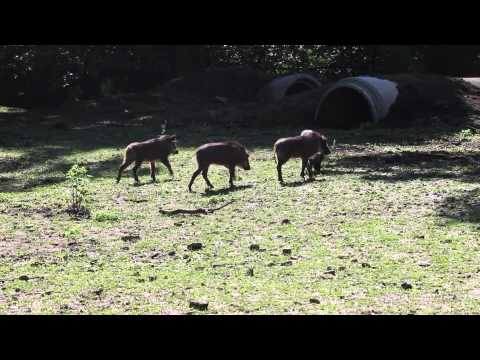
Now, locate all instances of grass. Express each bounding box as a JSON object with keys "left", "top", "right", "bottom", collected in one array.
[
  {"left": 0, "top": 106, "right": 26, "bottom": 113},
  {"left": 1, "top": 119, "right": 480, "bottom": 314}
]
